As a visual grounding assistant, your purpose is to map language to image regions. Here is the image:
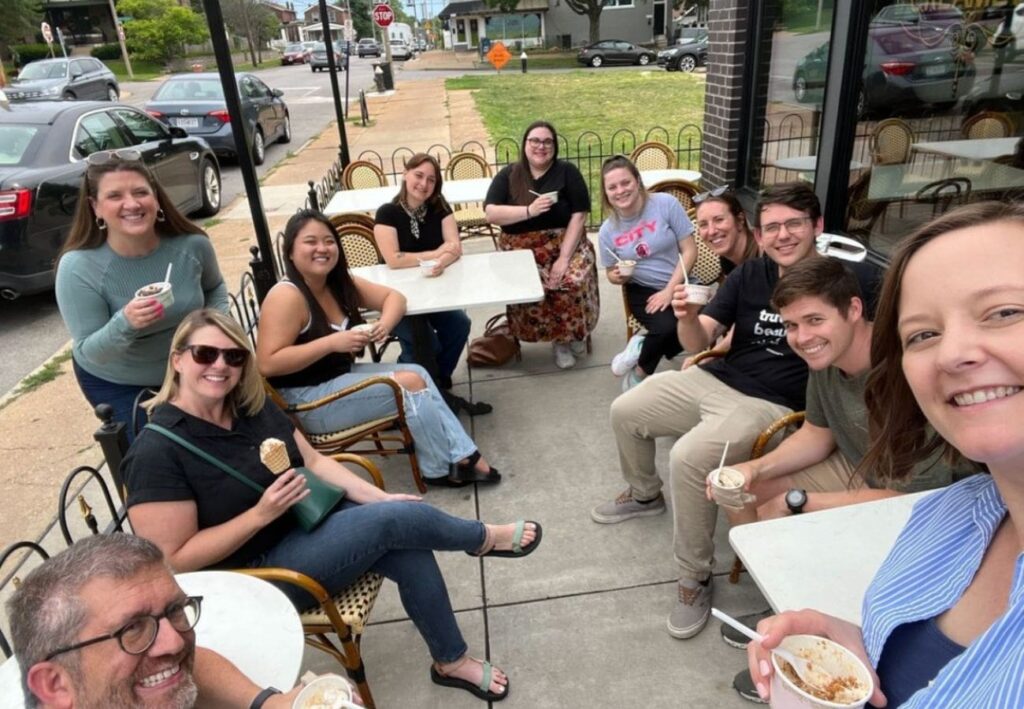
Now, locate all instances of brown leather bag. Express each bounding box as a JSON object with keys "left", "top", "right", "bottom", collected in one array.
[{"left": 467, "top": 313, "right": 521, "bottom": 367}]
